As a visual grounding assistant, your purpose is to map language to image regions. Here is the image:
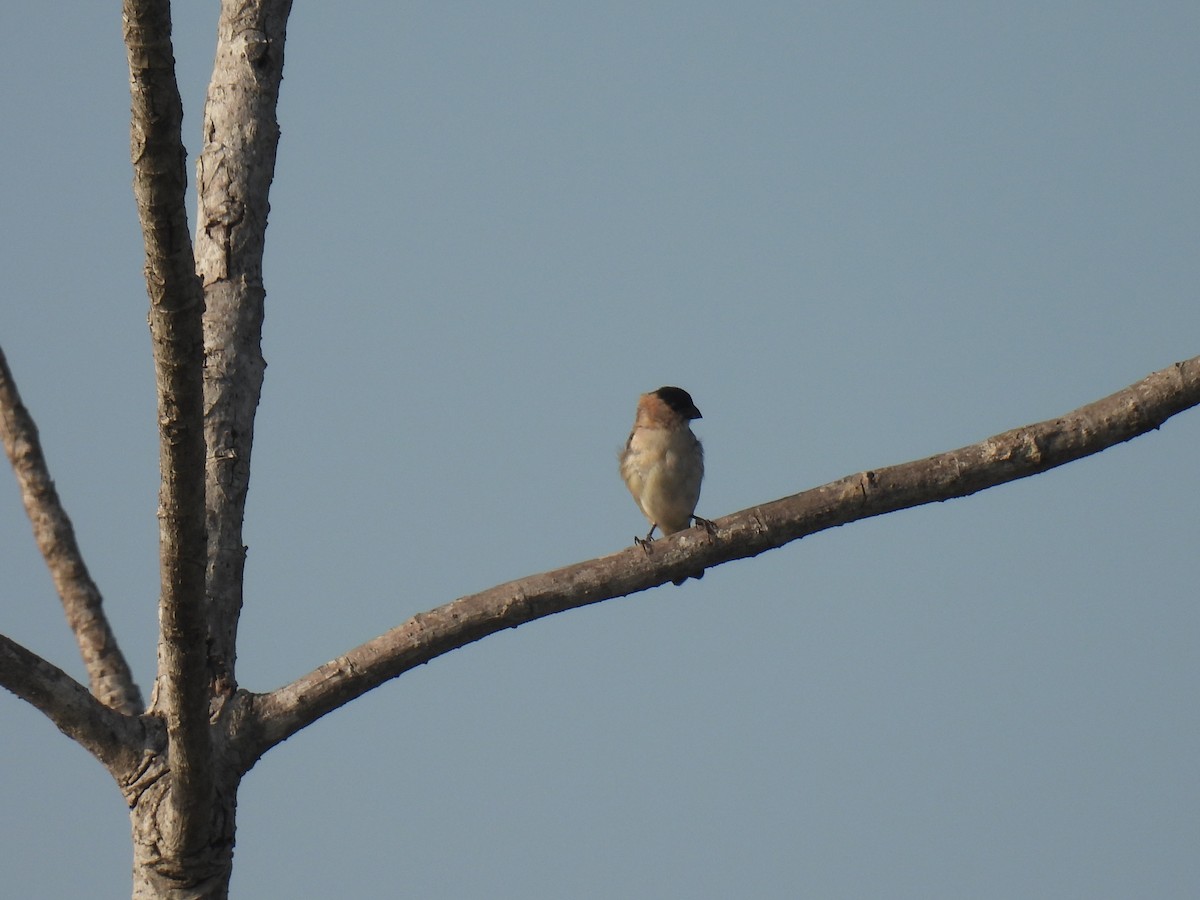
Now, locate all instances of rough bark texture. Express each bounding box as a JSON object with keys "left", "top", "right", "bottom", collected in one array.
[
  {"left": 128, "top": 0, "right": 294, "bottom": 895},
  {"left": 0, "top": 633, "right": 144, "bottom": 773},
  {"left": 124, "top": 0, "right": 216, "bottom": 889},
  {"left": 0, "top": 349, "right": 143, "bottom": 714},
  {"left": 197, "top": 0, "right": 293, "bottom": 702},
  {"left": 125, "top": 739, "right": 241, "bottom": 900},
  {"left": 237, "top": 355, "right": 1200, "bottom": 760}
]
